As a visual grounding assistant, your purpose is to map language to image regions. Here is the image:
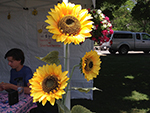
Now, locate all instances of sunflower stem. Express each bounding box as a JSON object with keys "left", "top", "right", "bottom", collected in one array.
[
  {"left": 64, "top": 44, "right": 68, "bottom": 71},
  {"left": 64, "top": 64, "right": 80, "bottom": 104}
]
